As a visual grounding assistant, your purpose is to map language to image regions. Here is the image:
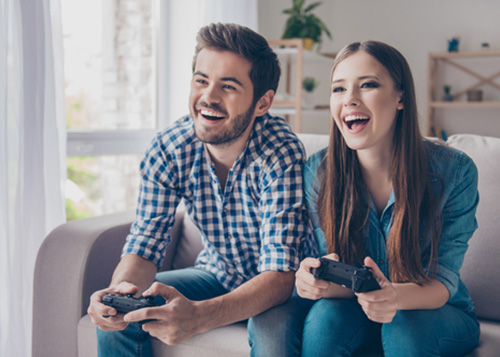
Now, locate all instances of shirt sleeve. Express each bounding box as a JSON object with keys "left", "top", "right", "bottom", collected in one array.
[
  {"left": 257, "top": 139, "right": 314, "bottom": 273},
  {"left": 121, "top": 135, "right": 182, "bottom": 269},
  {"left": 433, "top": 154, "right": 479, "bottom": 298}
]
